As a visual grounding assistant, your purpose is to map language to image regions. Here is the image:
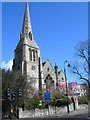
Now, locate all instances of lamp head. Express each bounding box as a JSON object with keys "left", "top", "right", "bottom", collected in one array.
[{"left": 67, "top": 64, "right": 70, "bottom": 67}]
